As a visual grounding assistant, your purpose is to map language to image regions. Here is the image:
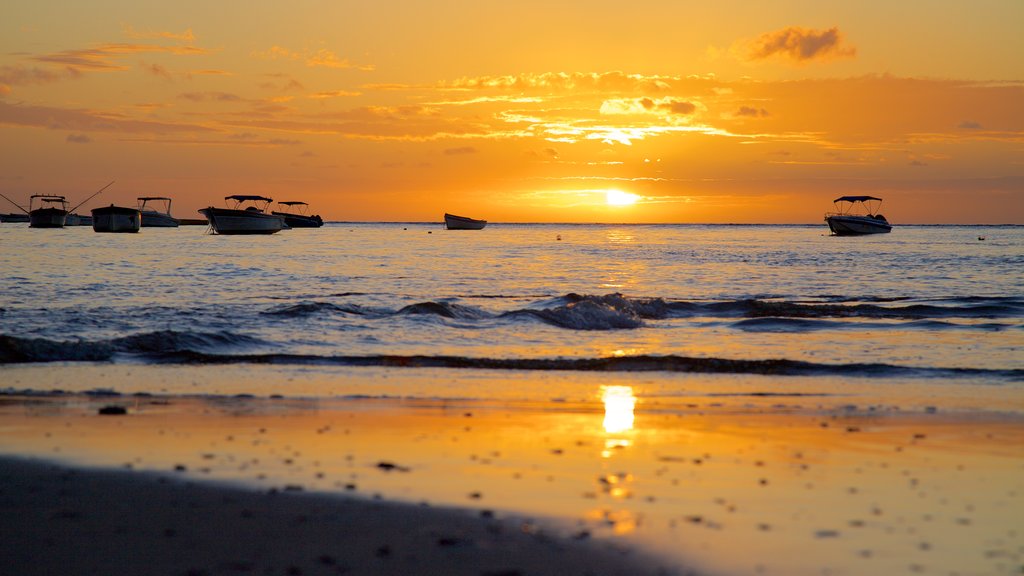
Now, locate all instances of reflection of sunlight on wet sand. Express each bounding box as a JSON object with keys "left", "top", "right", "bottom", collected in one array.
[{"left": 601, "top": 385, "right": 635, "bottom": 434}]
